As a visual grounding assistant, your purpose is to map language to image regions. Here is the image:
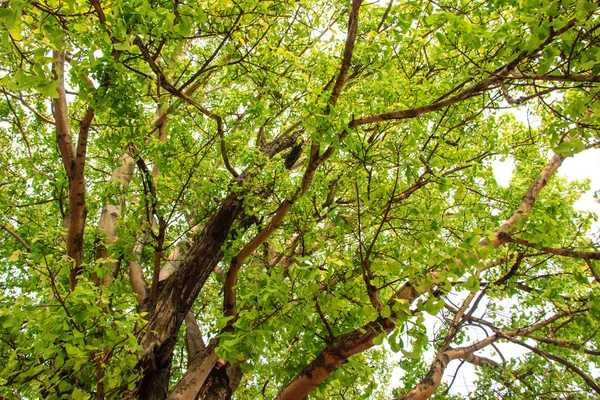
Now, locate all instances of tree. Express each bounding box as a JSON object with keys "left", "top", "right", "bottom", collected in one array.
[{"left": 1, "top": 0, "right": 600, "bottom": 398}]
